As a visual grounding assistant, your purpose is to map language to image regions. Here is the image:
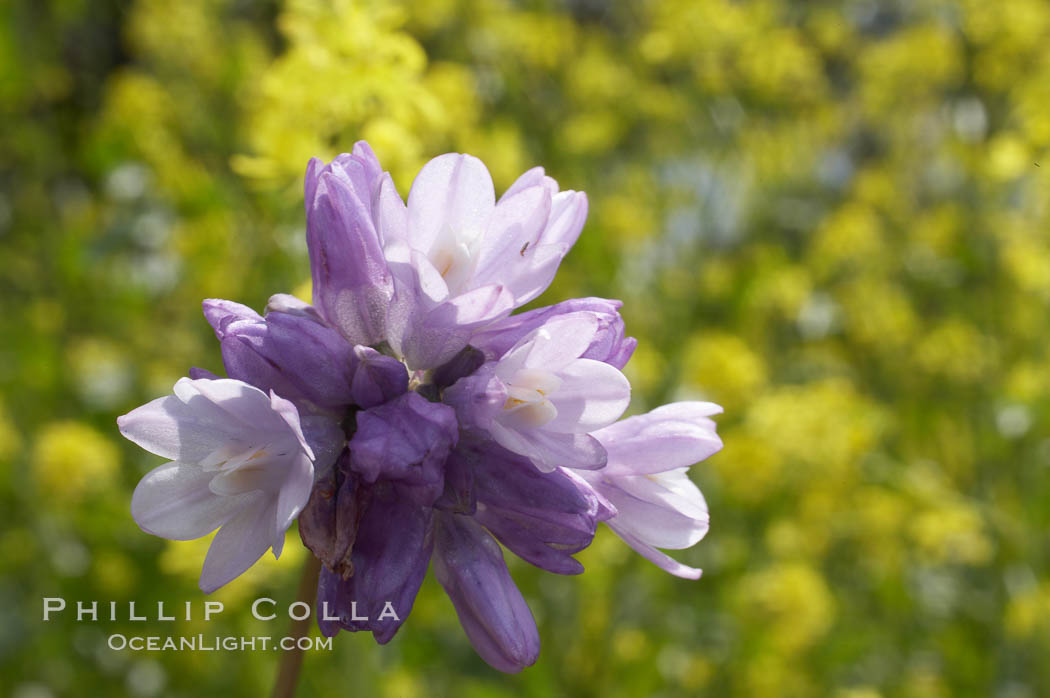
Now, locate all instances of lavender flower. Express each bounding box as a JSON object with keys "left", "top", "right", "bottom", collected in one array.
[
  {"left": 116, "top": 143, "right": 723, "bottom": 675},
  {"left": 580, "top": 402, "right": 723, "bottom": 579},
  {"left": 118, "top": 378, "right": 325, "bottom": 592},
  {"left": 443, "top": 311, "right": 631, "bottom": 471}
]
